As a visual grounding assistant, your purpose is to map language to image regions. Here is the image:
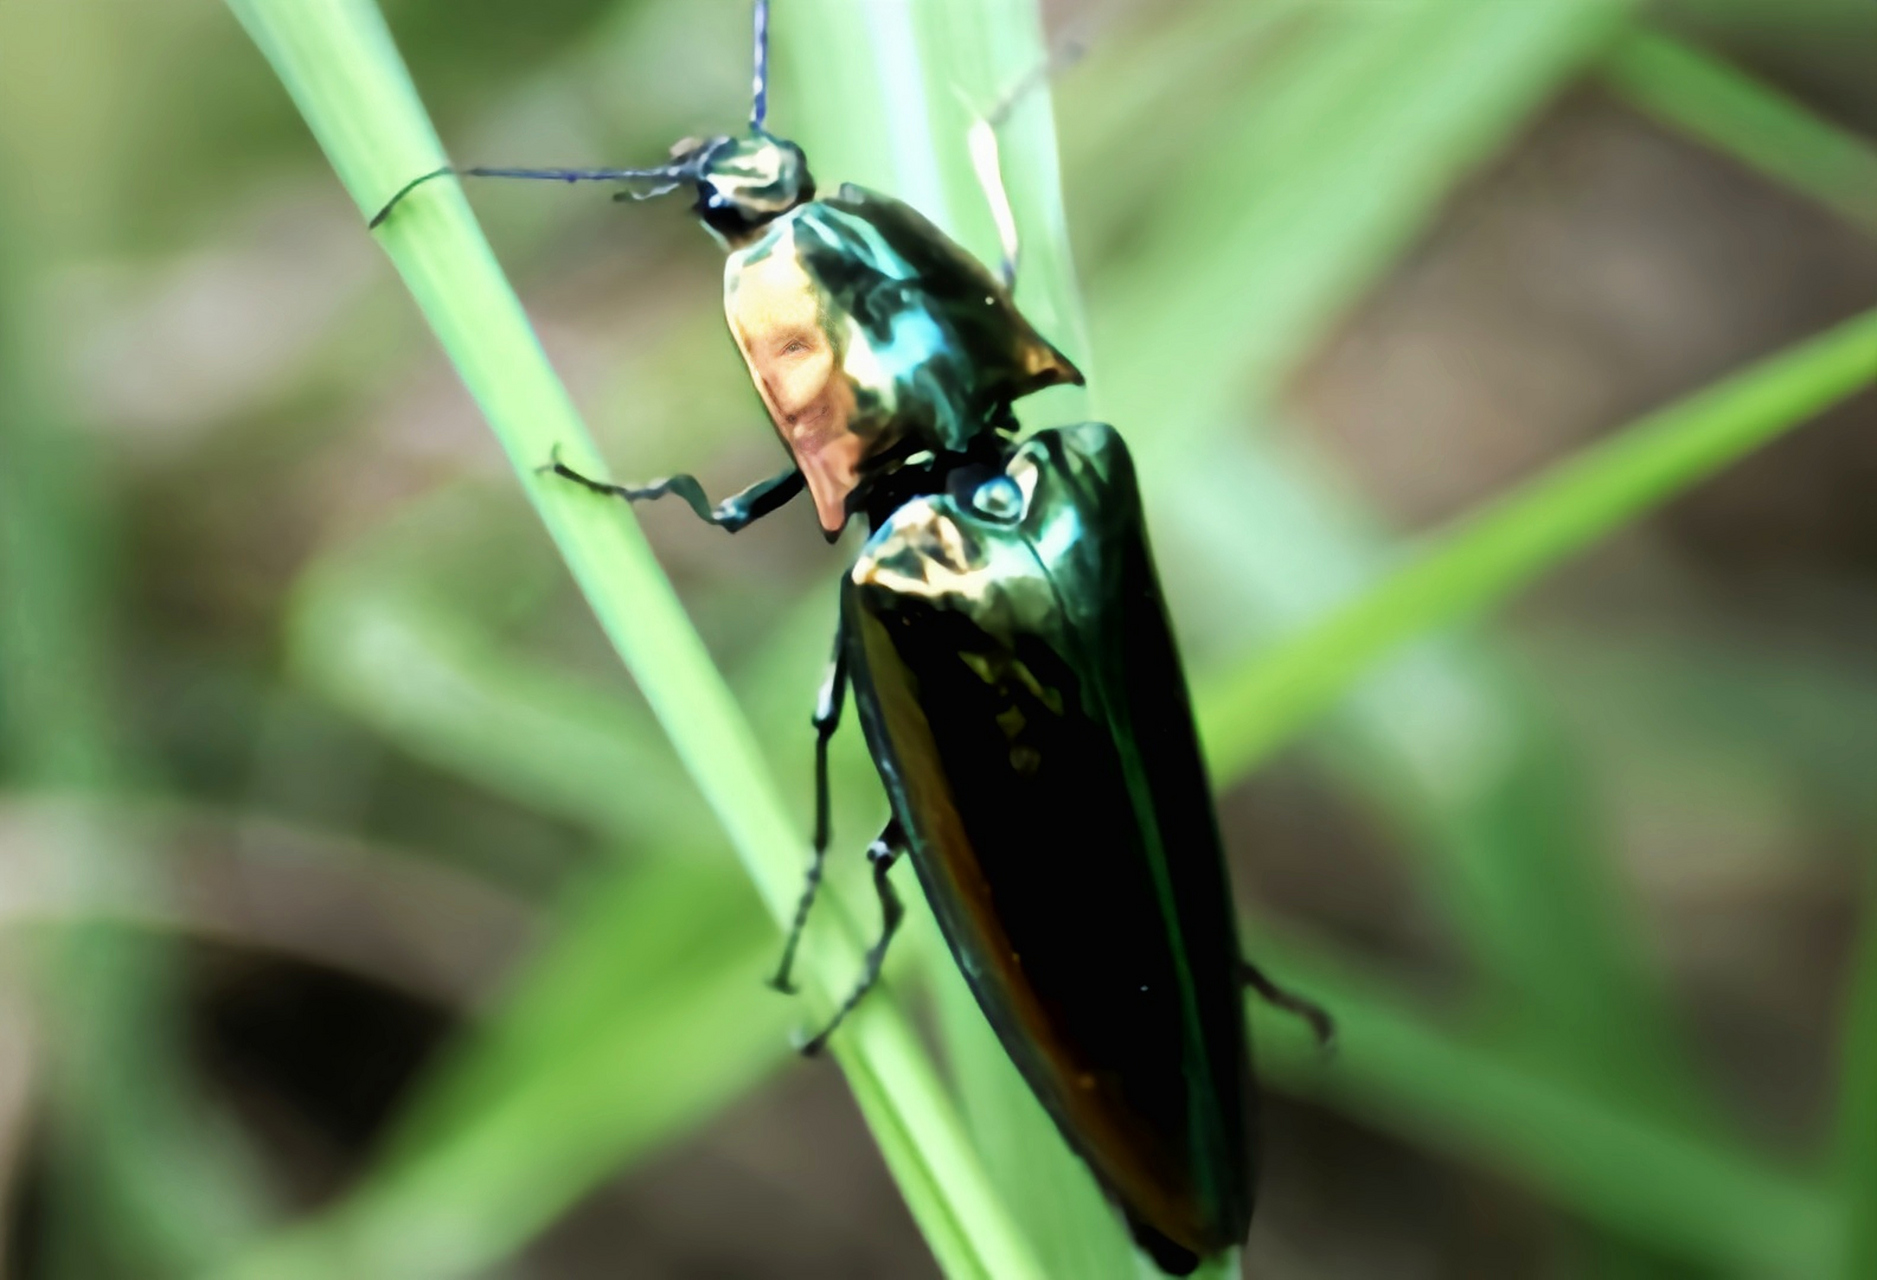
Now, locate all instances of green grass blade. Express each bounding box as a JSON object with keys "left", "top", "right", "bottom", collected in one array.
[
  {"left": 1199, "top": 304, "right": 1877, "bottom": 776},
  {"left": 1525, "top": 628, "right": 1877, "bottom": 834},
  {"left": 1604, "top": 27, "right": 1877, "bottom": 237},
  {"left": 278, "top": 521, "right": 898, "bottom": 1277},
  {"left": 221, "top": 2, "right": 1041, "bottom": 1277},
  {"left": 1836, "top": 892, "right": 1877, "bottom": 1280},
  {"left": 0, "top": 180, "right": 267, "bottom": 1279},
  {"left": 218, "top": 859, "right": 789, "bottom": 1280},
  {"left": 287, "top": 507, "right": 699, "bottom": 842}
]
